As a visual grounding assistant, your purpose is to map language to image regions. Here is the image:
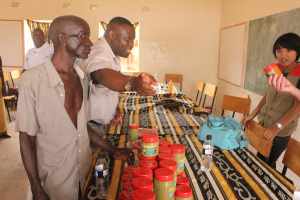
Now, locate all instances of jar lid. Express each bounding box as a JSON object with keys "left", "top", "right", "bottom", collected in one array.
[
  {"left": 177, "top": 172, "right": 184, "bottom": 177},
  {"left": 123, "top": 166, "right": 137, "bottom": 174},
  {"left": 139, "top": 160, "right": 158, "bottom": 171},
  {"left": 159, "top": 146, "right": 171, "bottom": 153},
  {"left": 131, "top": 189, "right": 155, "bottom": 200},
  {"left": 170, "top": 144, "right": 185, "bottom": 154},
  {"left": 264, "top": 63, "right": 277, "bottom": 72},
  {"left": 159, "top": 160, "right": 177, "bottom": 172},
  {"left": 157, "top": 152, "right": 174, "bottom": 162},
  {"left": 132, "top": 177, "right": 153, "bottom": 191},
  {"left": 139, "top": 154, "right": 156, "bottom": 161},
  {"left": 159, "top": 139, "right": 171, "bottom": 147},
  {"left": 121, "top": 173, "right": 134, "bottom": 183},
  {"left": 141, "top": 132, "right": 159, "bottom": 143},
  {"left": 118, "top": 190, "right": 132, "bottom": 200},
  {"left": 122, "top": 181, "right": 132, "bottom": 191},
  {"left": 154, "top": 168, "right": 174, "bottom": 182},
  {"left": 133, "top": 167, "right": 153, "bottom": 179},
  {"left": 129, "top": 124, "right": 139, "bottom": 129},
  {"left": 175, "top": 185, "right": 192, "bottom": 198},
  {"left": 177, "top": 176, "right": 189, "bottom": 186}
]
